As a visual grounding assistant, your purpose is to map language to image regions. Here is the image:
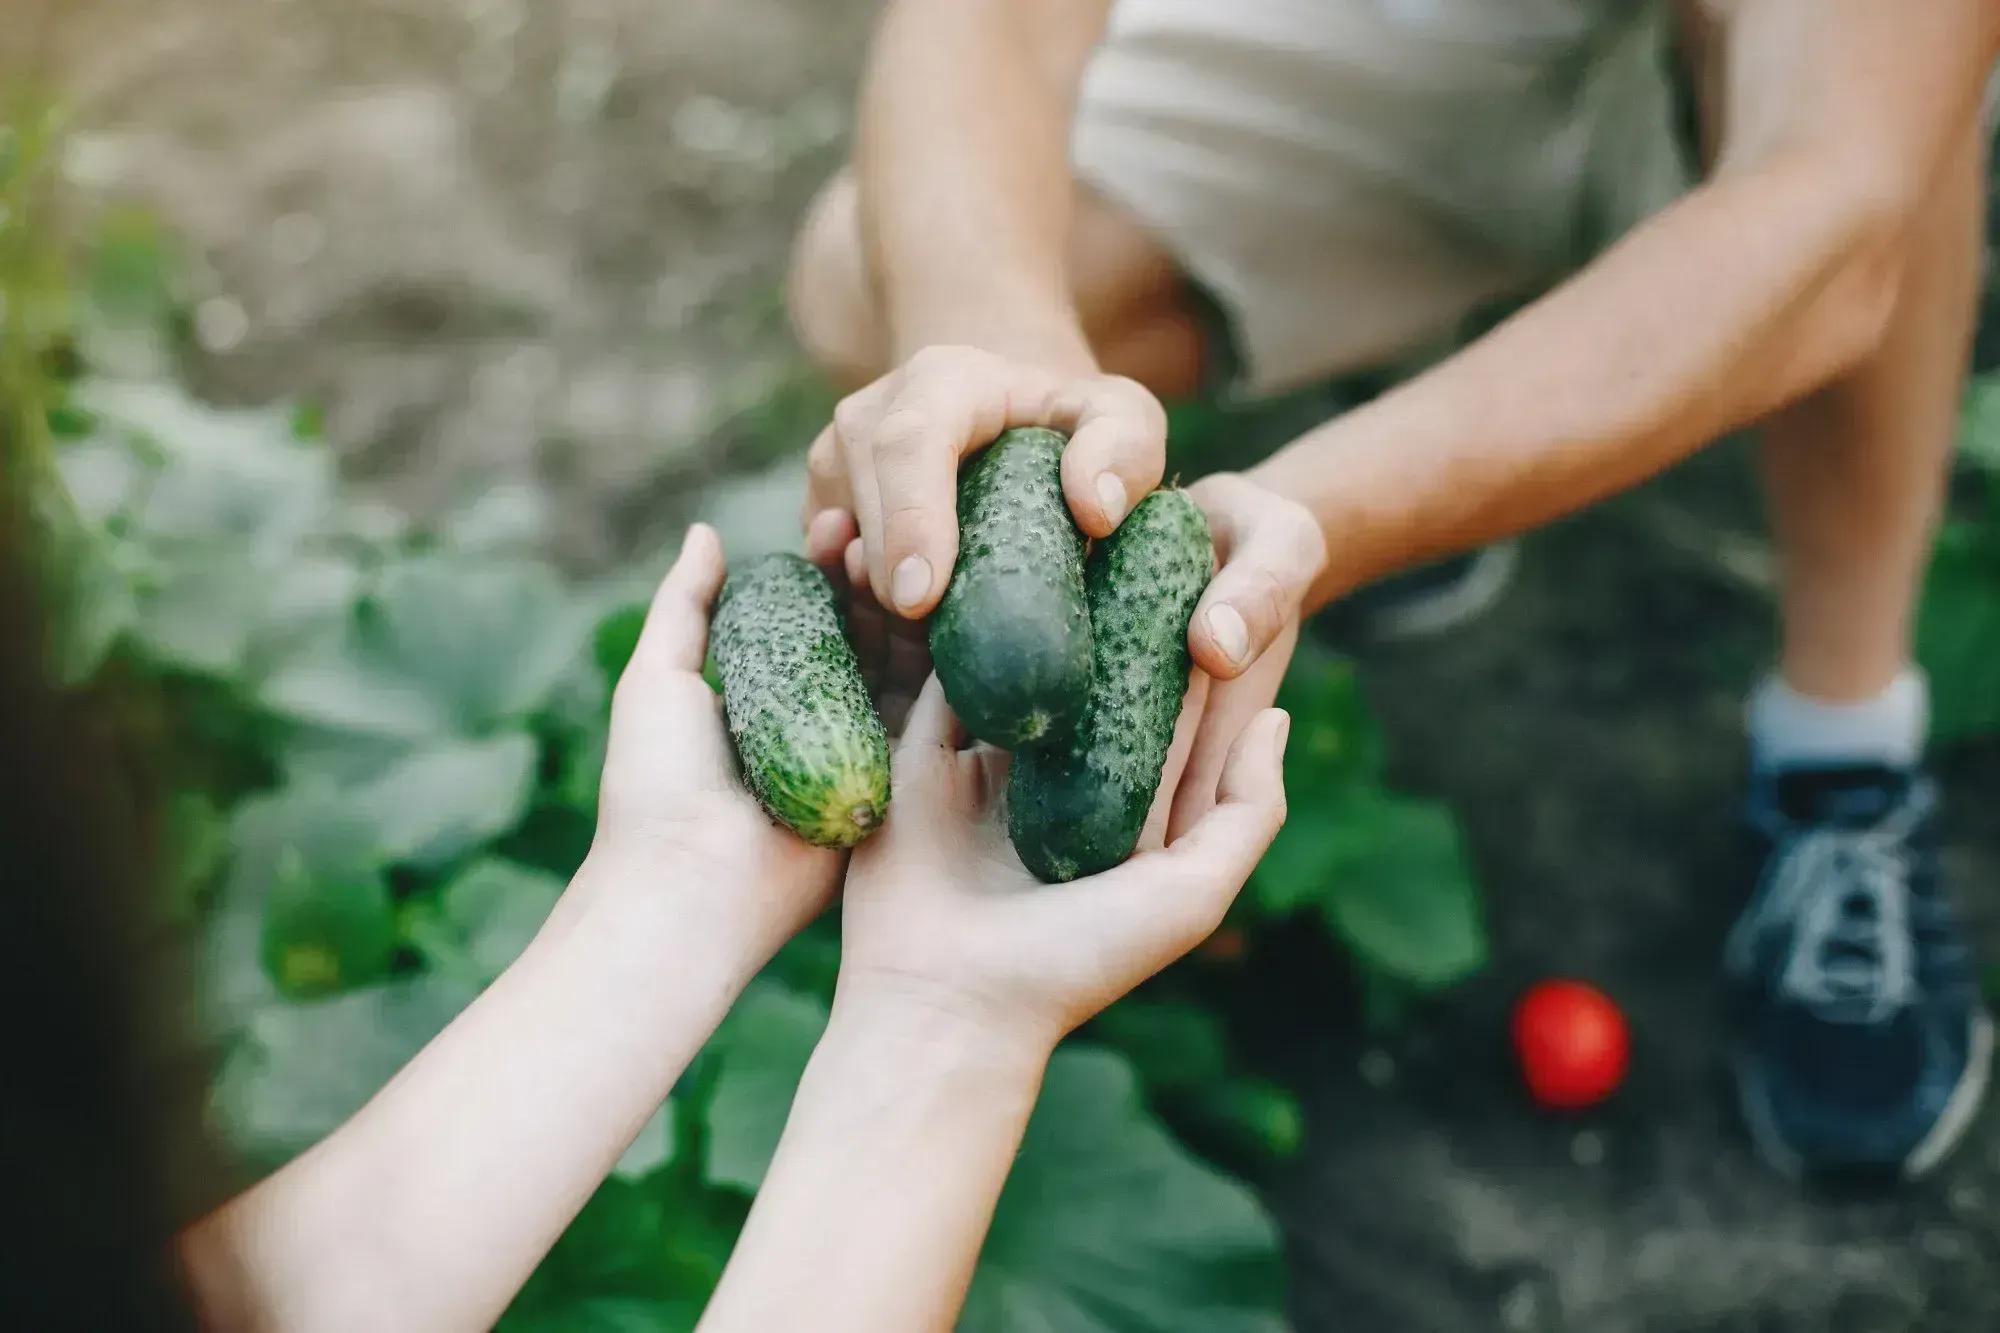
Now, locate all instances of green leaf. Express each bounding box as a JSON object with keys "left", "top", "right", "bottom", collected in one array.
[
  {"left": 1088, "top": 998, "right": 1231, "bottom": 1093},
  {"left": 53, "top": 437, "right": 145, "bottom": 525},
  {"left": 504, "top": 1174, "right": 744, "bottom": 1329},
  {"left": 45, "top": 522, "right": 136, "bottom": 684},
  {"left": 131, "top": 550, "right": 270, "bottom": 675},
  {"left": 214, "top": 973, "right": 479, "bottom": 1161},
  {"left": 593, "top": 601, "right": 648, "bottom": 686},
  {"left": 1916, "top": 522, "right": 2000, "bottom": 742},
  {"left": 260, "top": 646, "right": 456, "bottom": 739},
  {"left": 700, "top": 982, "right": 829, "bottom": 1191},
  {"left": 356, "top": 732, "right": 539, "bottom": 867},
  {"left": 613, "top": 1102, "right": 678, "bottom": 1182},
  {"left": 409, "top": 858, "right": 565, "bottom": 983},
  {"left": 1176, "top": 1078, "right": 1307, "bottom": 1161},
  {"left": 356, "top": 553, "right": 596, "bottom": 732},
  {"left": 1959, "top": 375, "right": 2000, "bottom": 474},
  {"left": 501, "top": 1299, "right": 698, "bottom": 1333},
  {"left": 215, "top": 783, "right": 397, "bottom": 1003},
  {"left": 1318, "top": 795, "right": 1487, "bottom": 992},
  {"left": 960, "top": 1047, "right": 1288, "bottom": 1333},
  {"left": 81, "top": 378, "right": 335, "bottom": 555},
  {"left": 260, "top": 842, "right": 399, "bottom": 1002},
  {"left": 1274, "top": 647, "right": 1382, "bottom": 787},
  {"left": 163, "top": 792, "right": 230, "bottom": 924}
]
